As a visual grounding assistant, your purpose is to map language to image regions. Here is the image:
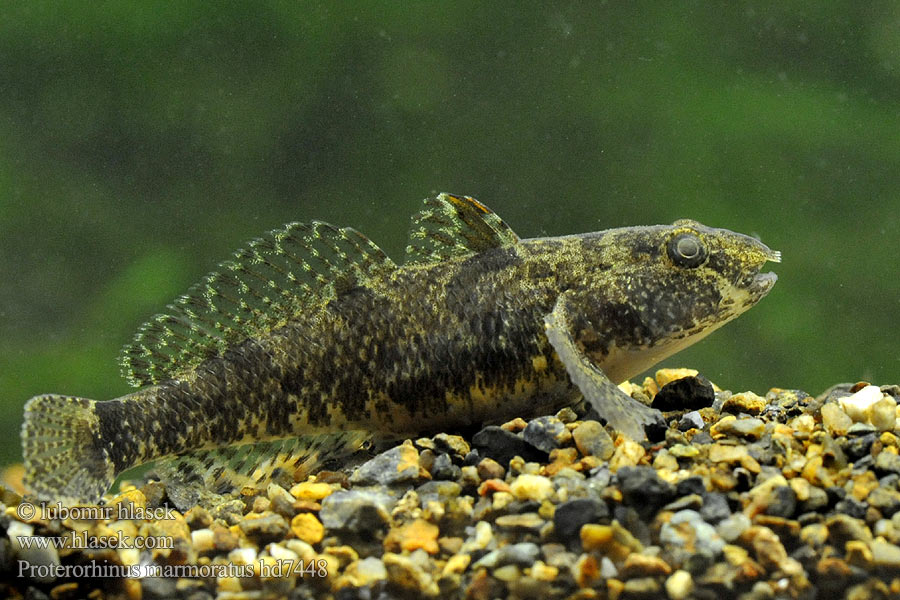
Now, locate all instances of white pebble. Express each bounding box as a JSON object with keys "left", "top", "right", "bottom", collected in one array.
[
  {"left": 228, "top": 546, "right": 258, "bottom": 565},
  {"left": 190, "top": 528, "right": 215, "bottom": 553},
  {"left": 666, "top": 569, "right": 695, "bottom": 600},
  {"left": 510, "top": 474, "right": 554, "bottom": 501},
  {"left": 839, "top": 385, "right": 884, "bottom": 423},
  {"left": 870, "top": 397, "right": 898, "bottom": 432}
]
